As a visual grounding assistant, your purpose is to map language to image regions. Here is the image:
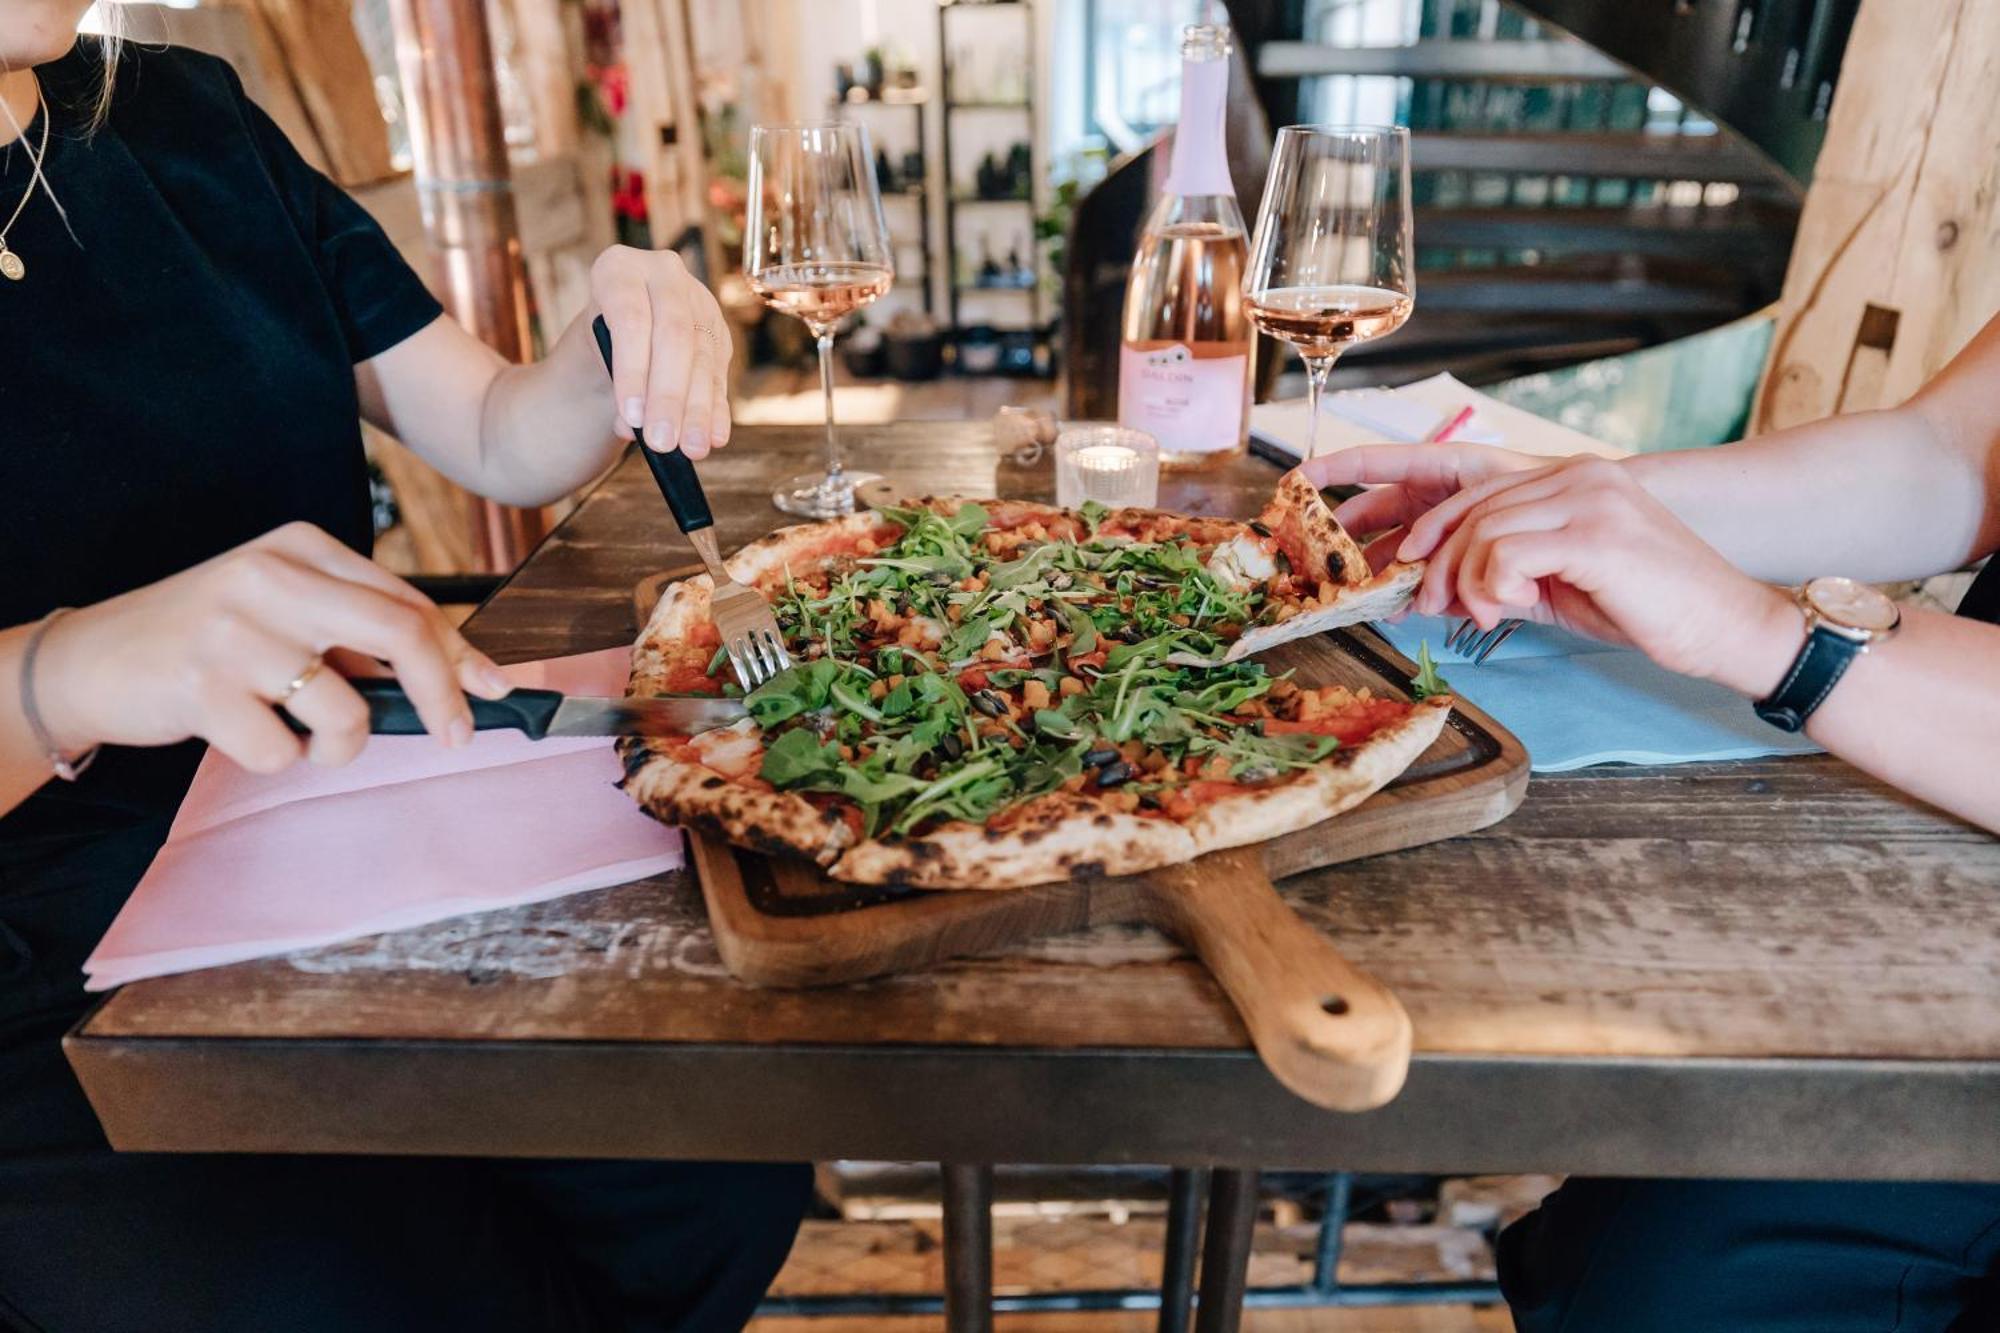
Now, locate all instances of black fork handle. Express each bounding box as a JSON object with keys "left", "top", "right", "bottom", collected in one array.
[{"left": 590, "top": 314, "right": 715, "bottom": 534}]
